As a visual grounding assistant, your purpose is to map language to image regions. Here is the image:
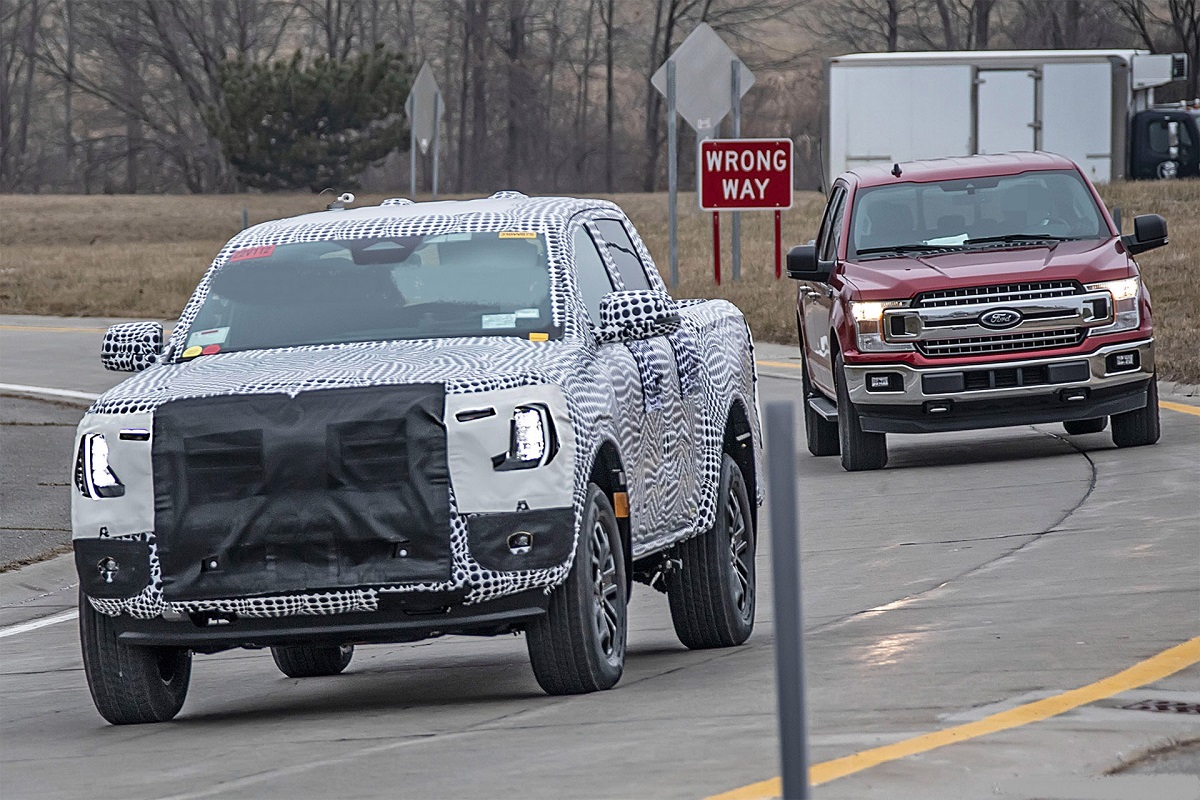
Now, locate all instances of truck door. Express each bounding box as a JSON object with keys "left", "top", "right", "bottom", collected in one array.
[
  {"left": 976, "top": 69, "right": 1038, "bottom": 154},
  {"left": 801, "top": 184, "right": 848, "bottom": 394}
]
